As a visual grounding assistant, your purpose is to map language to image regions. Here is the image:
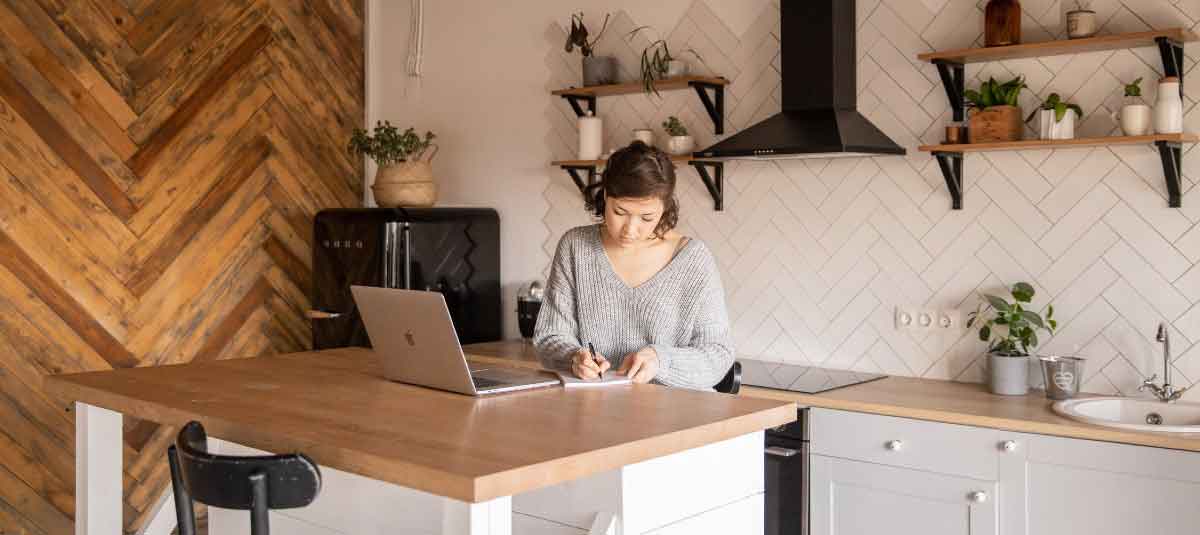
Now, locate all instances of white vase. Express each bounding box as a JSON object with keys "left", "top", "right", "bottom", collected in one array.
[
  {"left": 667, "top": 135, "right": 694, "bottom": 155},
  {"left": 578, "top": 111, "right": 603, "bottom": 160},
  {"left": 1038, "top": 108, "right": 1076, "bottom": 140},
  {"left": 633, "top": 128, "right": 654, "bottom": 146},
  {"left": 1120, "top": 103, "right": 1152, "bottom": 136},
  {"left": 665, "top": 59, "right": 688, "bottom": 78},
  {"left": 1154, "top": 77, "right": 1184, "bottom": 134}
]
